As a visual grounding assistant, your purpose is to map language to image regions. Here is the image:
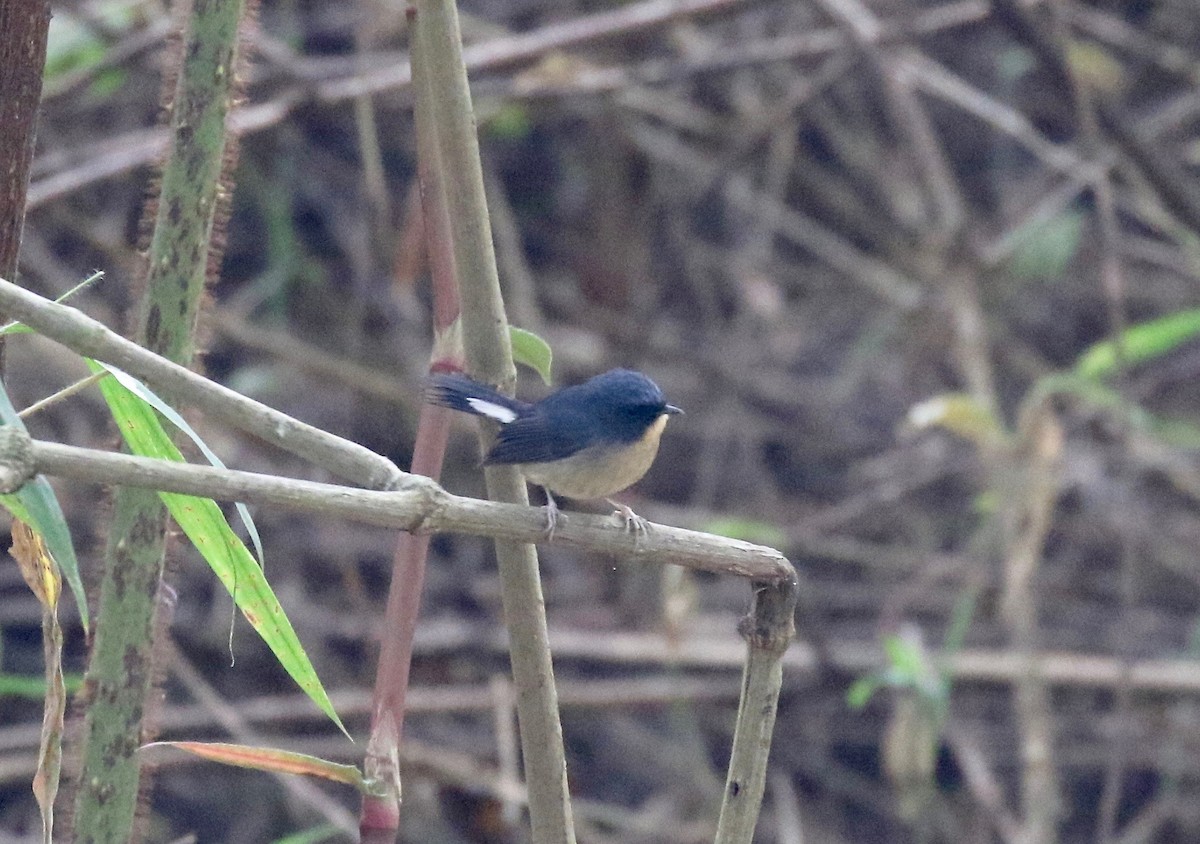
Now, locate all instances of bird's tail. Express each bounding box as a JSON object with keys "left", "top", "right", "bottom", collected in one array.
[{"left": 425, "top": 374, "right": 529, "bottom": 424}]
